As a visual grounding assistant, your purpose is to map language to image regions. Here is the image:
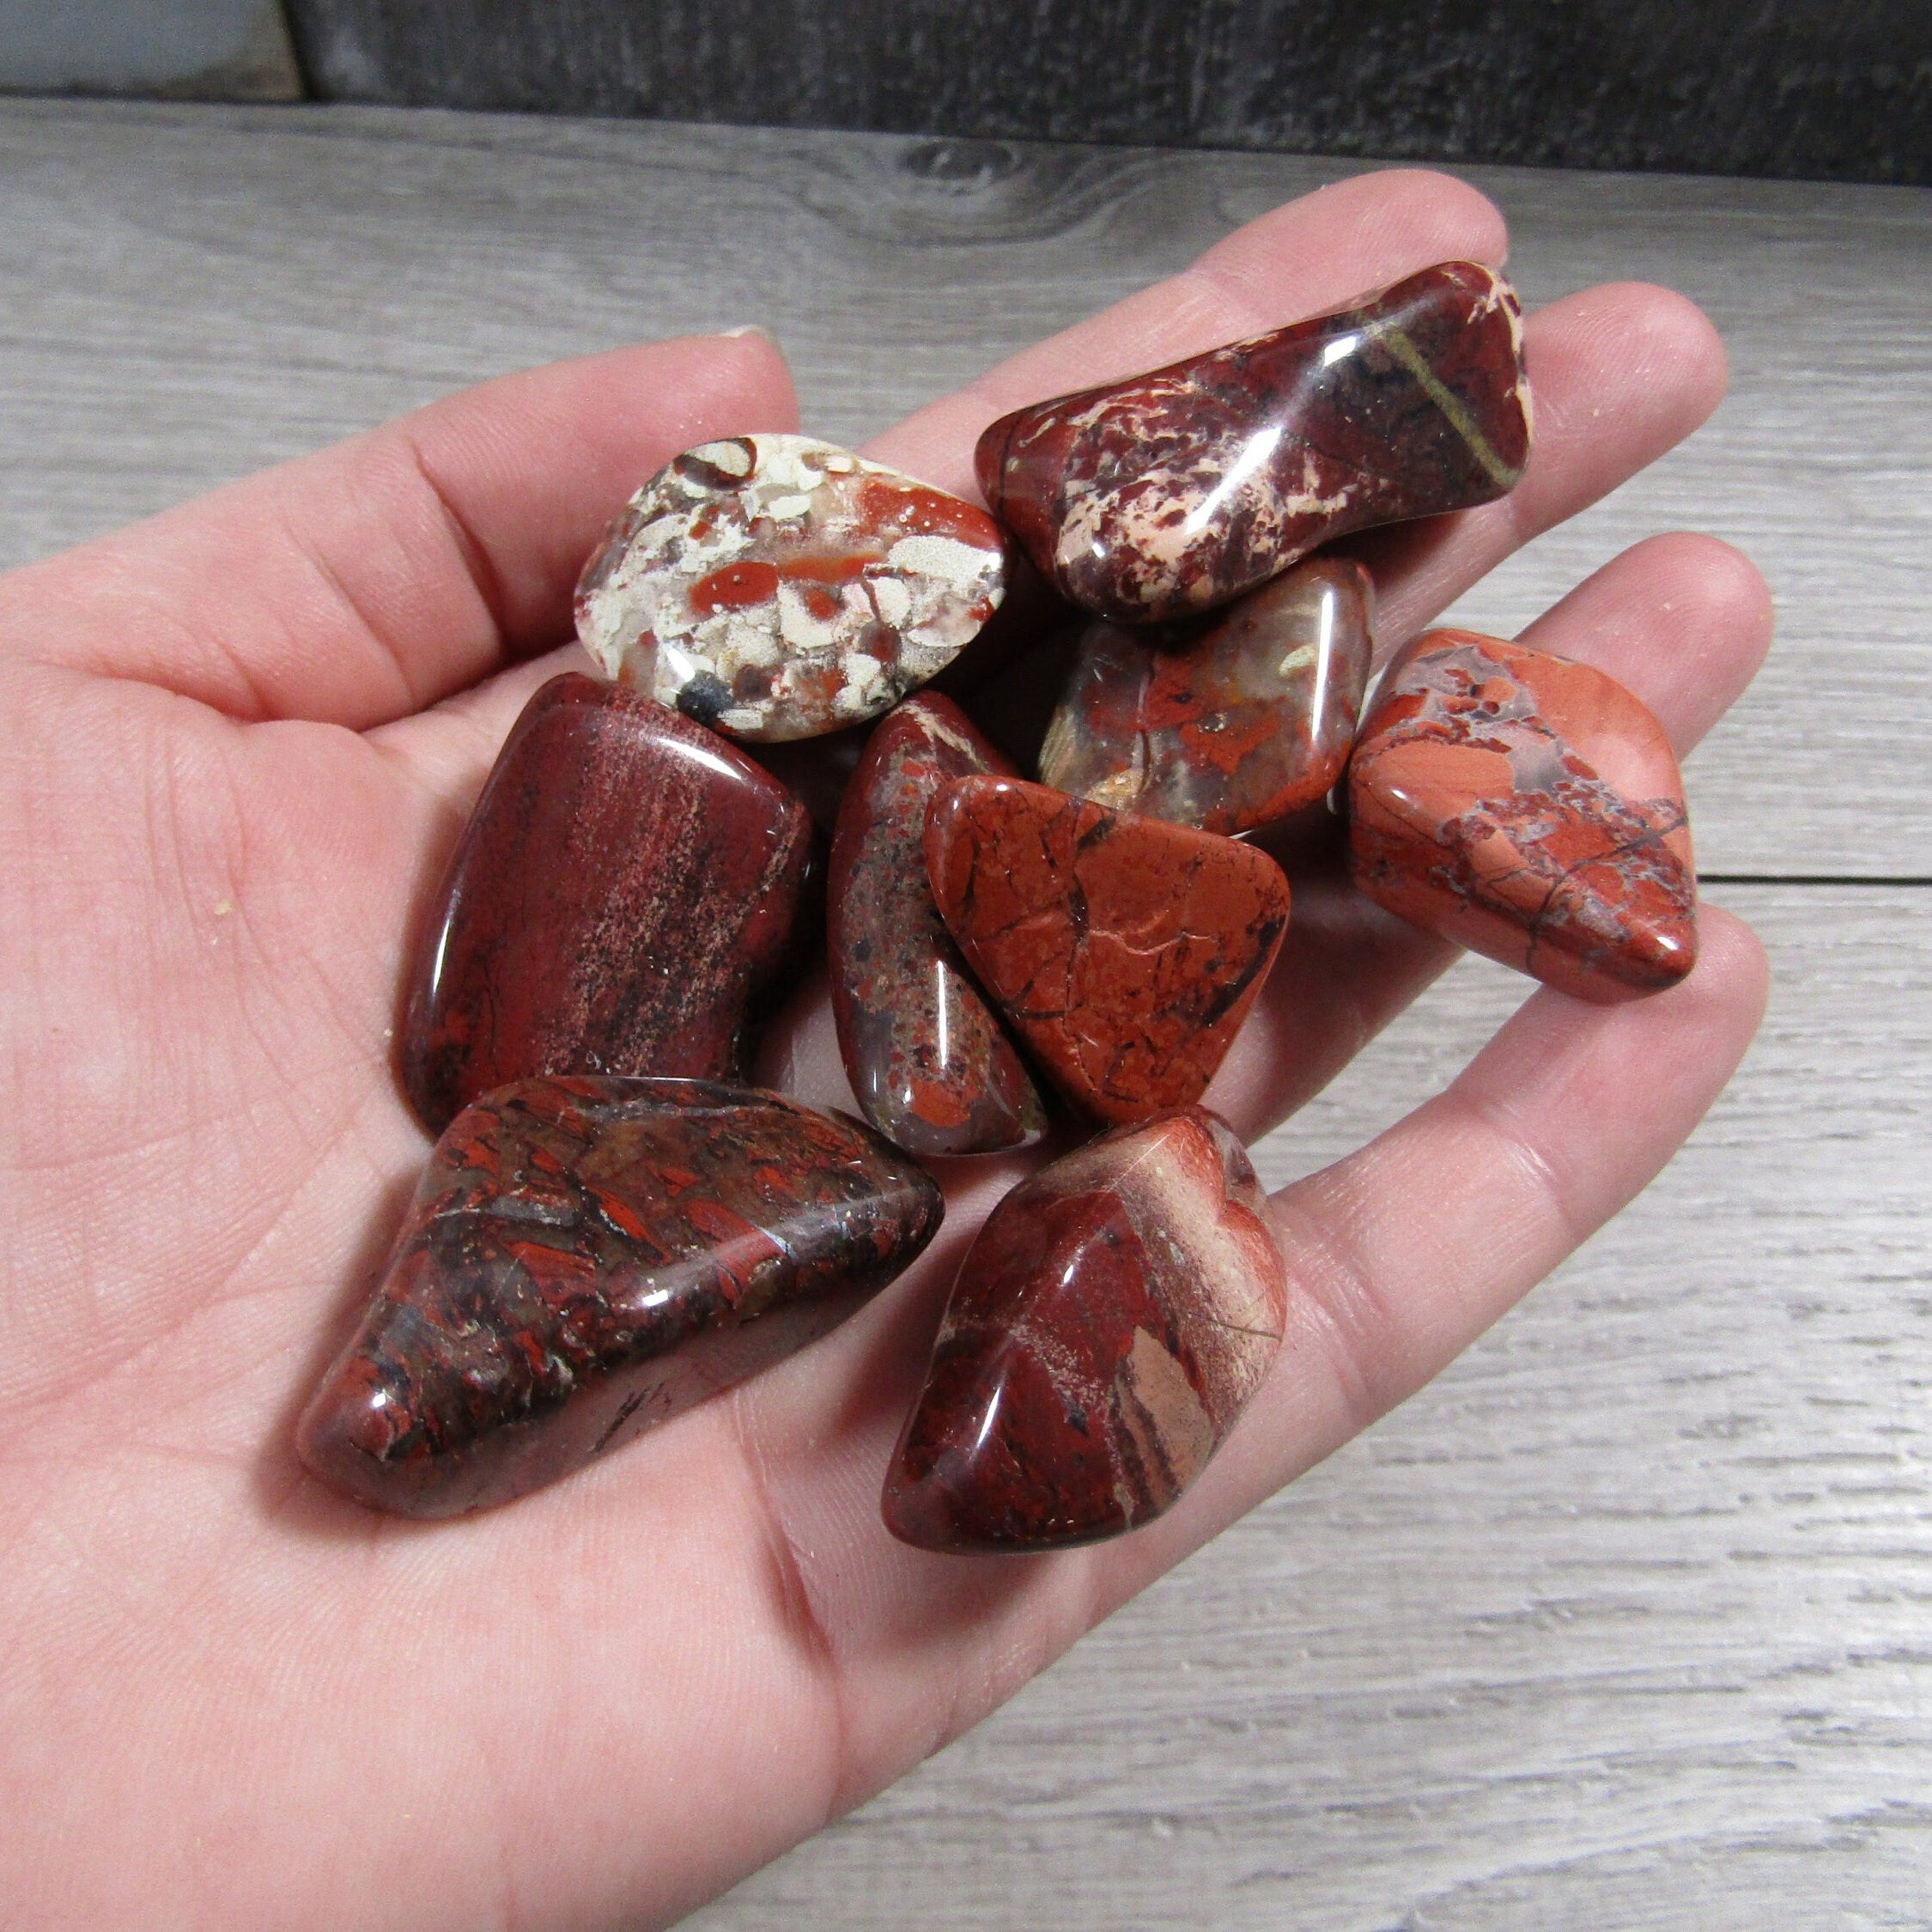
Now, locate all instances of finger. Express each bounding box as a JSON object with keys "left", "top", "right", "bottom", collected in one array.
[
  {"left": 404, "top": 258, "right": 1732, "bottom": 817},
  {"left": 1353, "top": 282, "right": 1729, "bottom": 652},
  {"left": 374, "top": 428, "right": 1768, "bottom": 1310},
  {"left": 696, "top": 526, "right": 1771, "bottom": 1810},
  {"left": 1079, "top": 905, "right": 1771, "bottom": 1643},
  {"left": 0, "top": 333, "right": 798, "bottom": 728},
  {"left": 372, "top": 167, "right": 1512, "bottom": 782},
  {"left": 870, "top": 167, "right": 1510, "bottom": 499},
  {"left": 704, "top": 905, "right": 1767, "bottom": 1866},
  {"left": 735, "top": 526, "right": 1772, "bottom": 1155},
  {"left": 381, "top": 181, "right": 1719, "bottom": 792},
  {"left": 240, "top": 906, "right": 1766, "bottom": 1932},
  {"left": 361, "top": 195, "right": 1753, "bottom": 1113},
  {"left": 1515, "top": 528, "right": 1774, "bottom": 754}
]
